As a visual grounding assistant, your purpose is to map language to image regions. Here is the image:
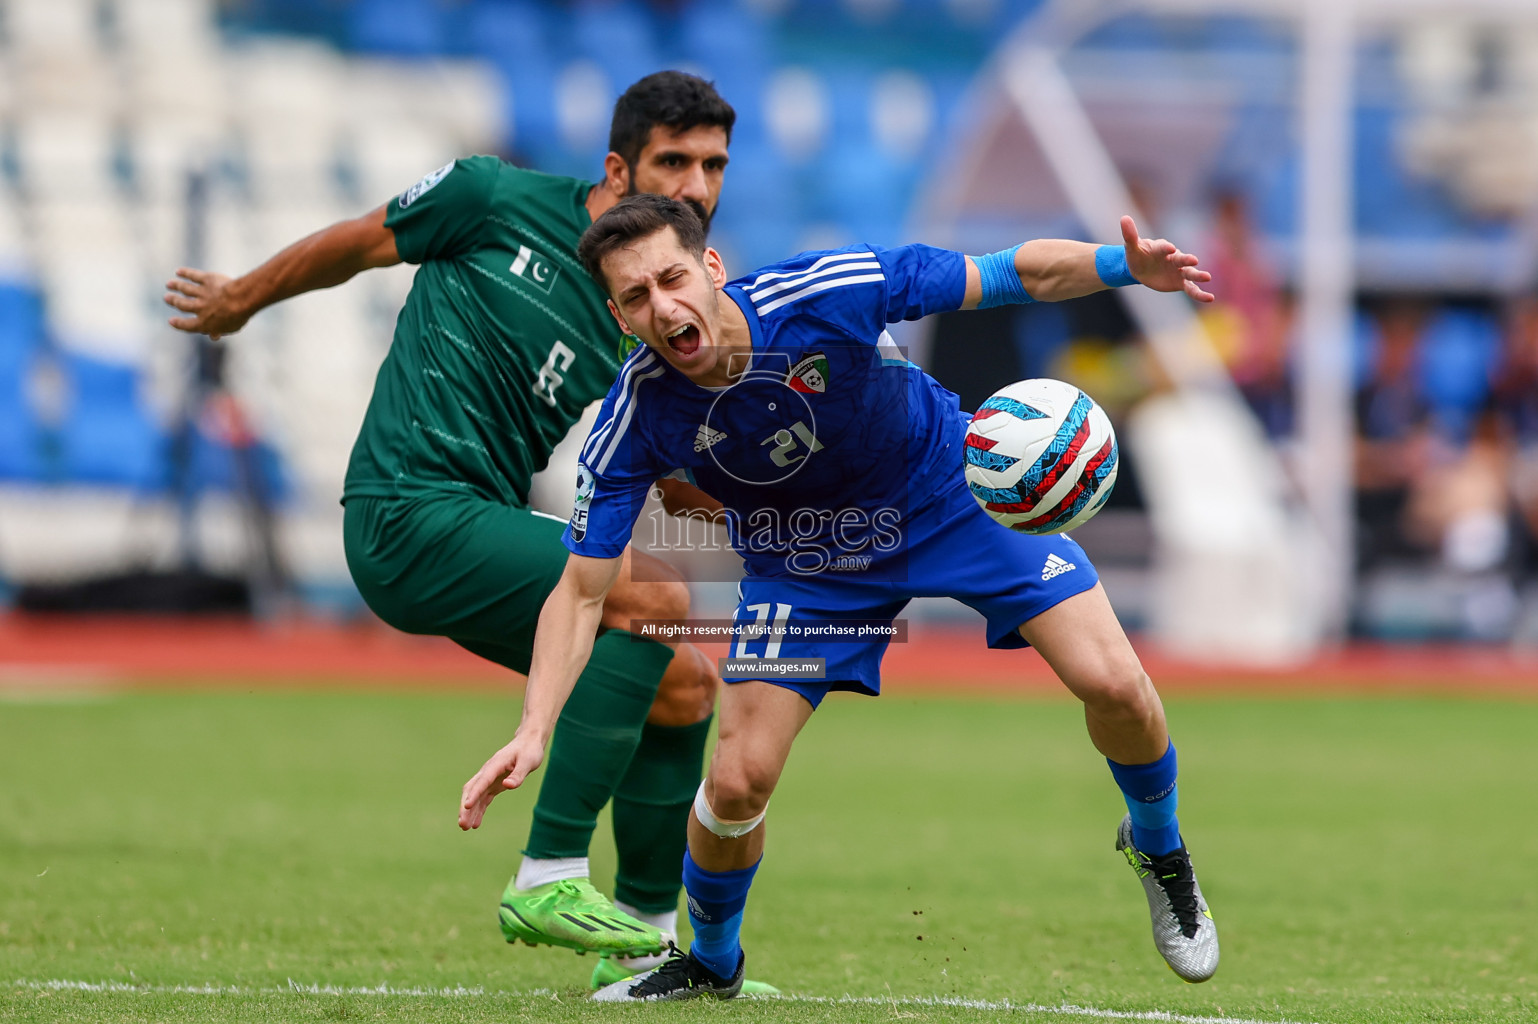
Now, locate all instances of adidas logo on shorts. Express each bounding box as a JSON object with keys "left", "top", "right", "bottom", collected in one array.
[{"left": 1041, "top": 553, "right": 1077, "bottom": 581}]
